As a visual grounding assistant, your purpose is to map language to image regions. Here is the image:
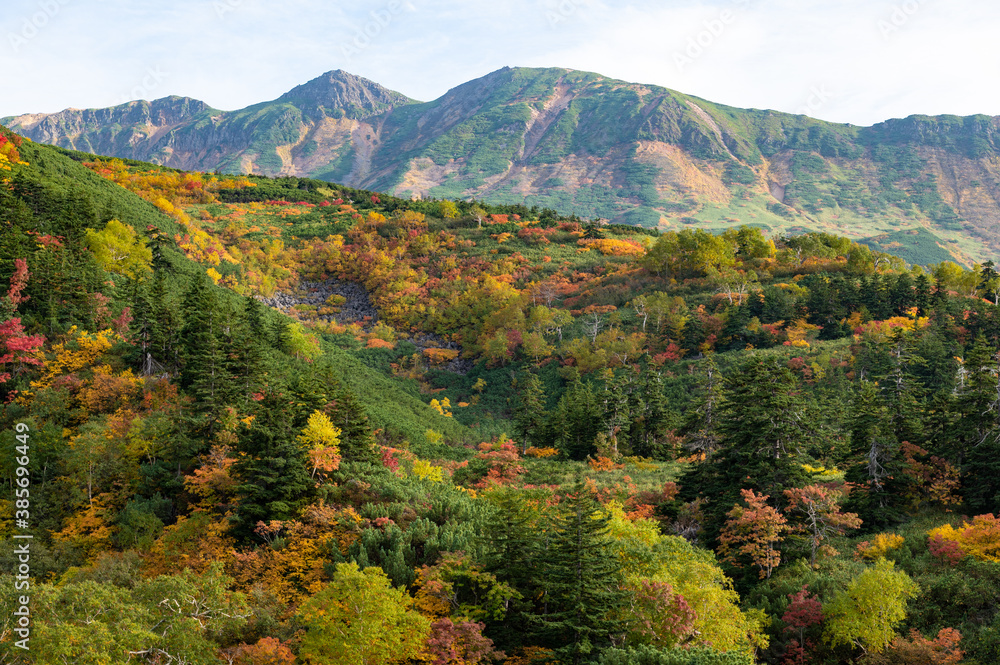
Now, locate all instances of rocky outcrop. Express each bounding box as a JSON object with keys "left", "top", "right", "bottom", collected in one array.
[
  {"left": 259, "top": 278, "right": 378, "bottom": 325},
  {"left": 259, "top": 278, "right": 472, "bottom": 374}
]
